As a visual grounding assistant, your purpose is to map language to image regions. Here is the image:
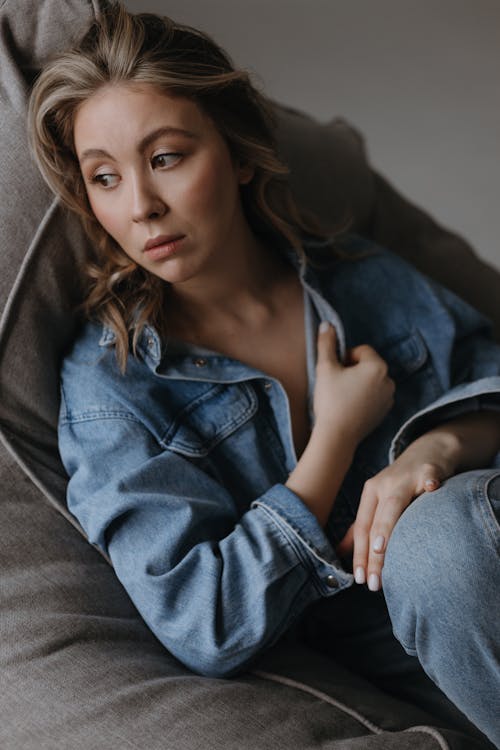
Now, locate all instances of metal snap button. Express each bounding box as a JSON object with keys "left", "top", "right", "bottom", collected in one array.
[
  {"left": 325, "top": 575, "right": 339, "bottom": 589},
  {"left": 194, "top": 358, "right": 207, "bottom": 367},
  {"left": 147, "top": 337, "right": 155, "bottom": 348}
]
